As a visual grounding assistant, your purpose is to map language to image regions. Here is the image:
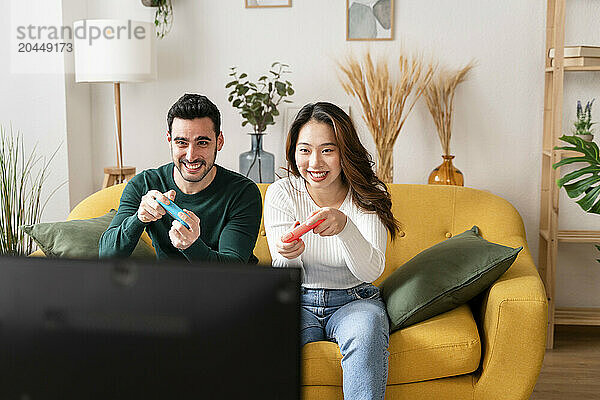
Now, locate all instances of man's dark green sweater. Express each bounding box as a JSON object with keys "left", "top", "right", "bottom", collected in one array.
[{"left": 99, "top": 163, "right": 262, "bottom": 263}]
